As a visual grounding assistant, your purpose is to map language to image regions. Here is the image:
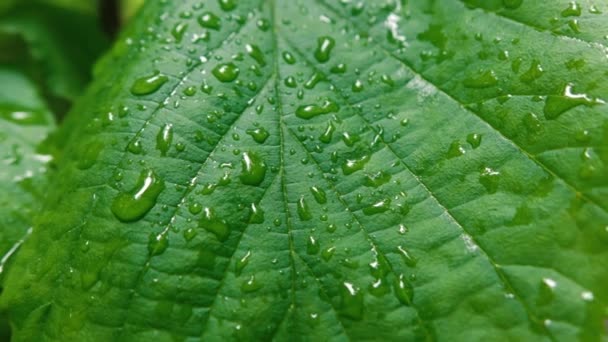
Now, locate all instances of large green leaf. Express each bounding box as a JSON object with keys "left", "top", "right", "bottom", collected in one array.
[{"left": 2, "top": 0, "right": 607, "bottom": 340}]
